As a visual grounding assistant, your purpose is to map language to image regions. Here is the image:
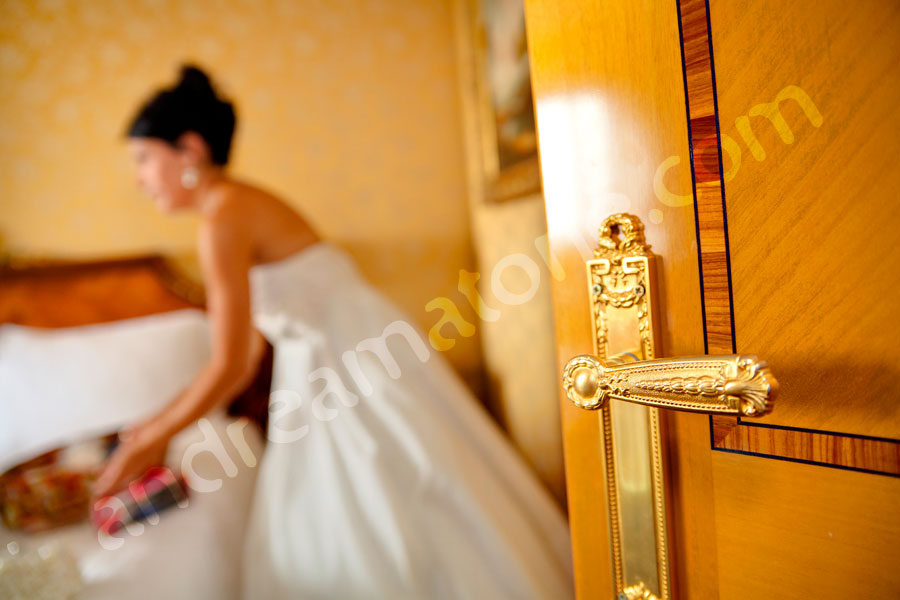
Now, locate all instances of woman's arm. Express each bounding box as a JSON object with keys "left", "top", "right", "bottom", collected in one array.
[
  {"left": 93, "top": 199, "right": 263, "bottom": 497},
  {"left": 149, "top": 206, "right": 263, "bottom": 439}
]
